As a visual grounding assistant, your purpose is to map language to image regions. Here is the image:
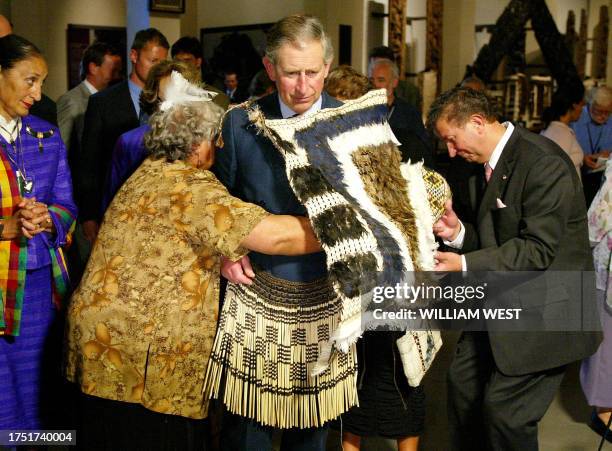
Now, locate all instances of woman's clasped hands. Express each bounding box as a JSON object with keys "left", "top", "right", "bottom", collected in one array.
[{"left": 3, "top": 197, "right": 54, "bottom": 239}]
